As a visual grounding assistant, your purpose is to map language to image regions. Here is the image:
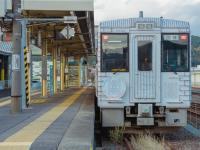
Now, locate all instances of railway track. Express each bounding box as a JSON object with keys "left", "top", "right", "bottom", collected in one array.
[
  {"left": 99, "top": 128, "right": 199, "bottom": 150},
  {"left": 124, "top": 136, "right": 200, "bottom": 150},
  {"left": 98, "top": 91, "right": 200, "bottom": 150},
  {"left": 124, "top": 137, "right": 133, "bottom": 150}
]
